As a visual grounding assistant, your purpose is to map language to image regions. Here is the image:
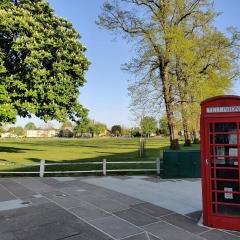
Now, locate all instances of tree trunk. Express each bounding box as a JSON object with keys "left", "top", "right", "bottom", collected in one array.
[
  {"left": 161, "top": 63, "right": 179, "bottom": 150},
  {"left": 175, "top": 60, "right": 191, "bottom": 147},
  {"left": 180, "top": 102, "right": 192, "bottom": 146},
  {"left": 192, "top": 129, "right": 200, "bottom": 144}
]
